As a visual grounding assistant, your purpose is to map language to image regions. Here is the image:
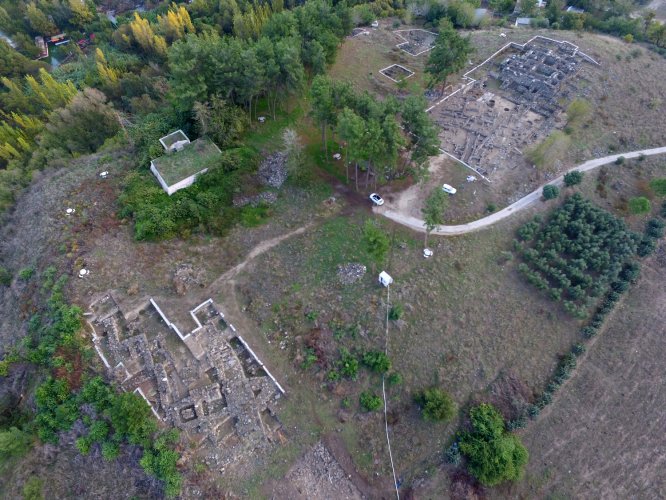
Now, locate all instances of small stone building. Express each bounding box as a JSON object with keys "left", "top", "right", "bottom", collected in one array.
[{"left": 150, "top": 130, "right": 221, "bottom": 195}]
